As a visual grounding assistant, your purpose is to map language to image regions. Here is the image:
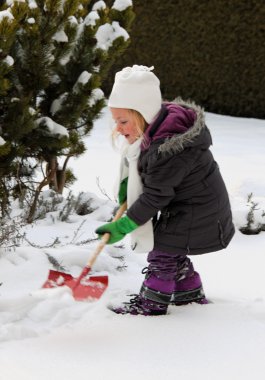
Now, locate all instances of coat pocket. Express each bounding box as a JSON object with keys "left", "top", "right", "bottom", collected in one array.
[{"left": 160, "top": 206, "right": 192, "bottom": 235}]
